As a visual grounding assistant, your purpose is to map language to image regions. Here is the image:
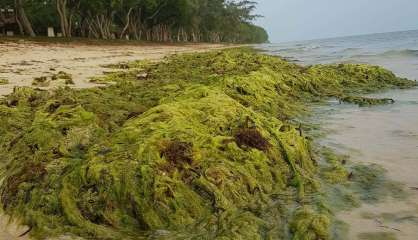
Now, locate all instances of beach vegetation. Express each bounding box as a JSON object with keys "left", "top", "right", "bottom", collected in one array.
[{"left": 1, "top": 0, "right": 268, "bottom": 43}]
